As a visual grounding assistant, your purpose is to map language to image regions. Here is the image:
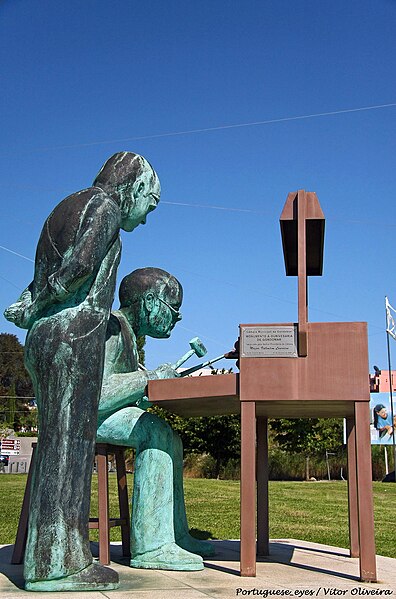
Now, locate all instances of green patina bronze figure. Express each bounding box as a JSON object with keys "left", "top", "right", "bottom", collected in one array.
[
  {"left": 96, "top": 267, "right": 215, "bottom": 570},
  {"left": 4, "top": 152, "right": 160, "bottom": 592}
]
